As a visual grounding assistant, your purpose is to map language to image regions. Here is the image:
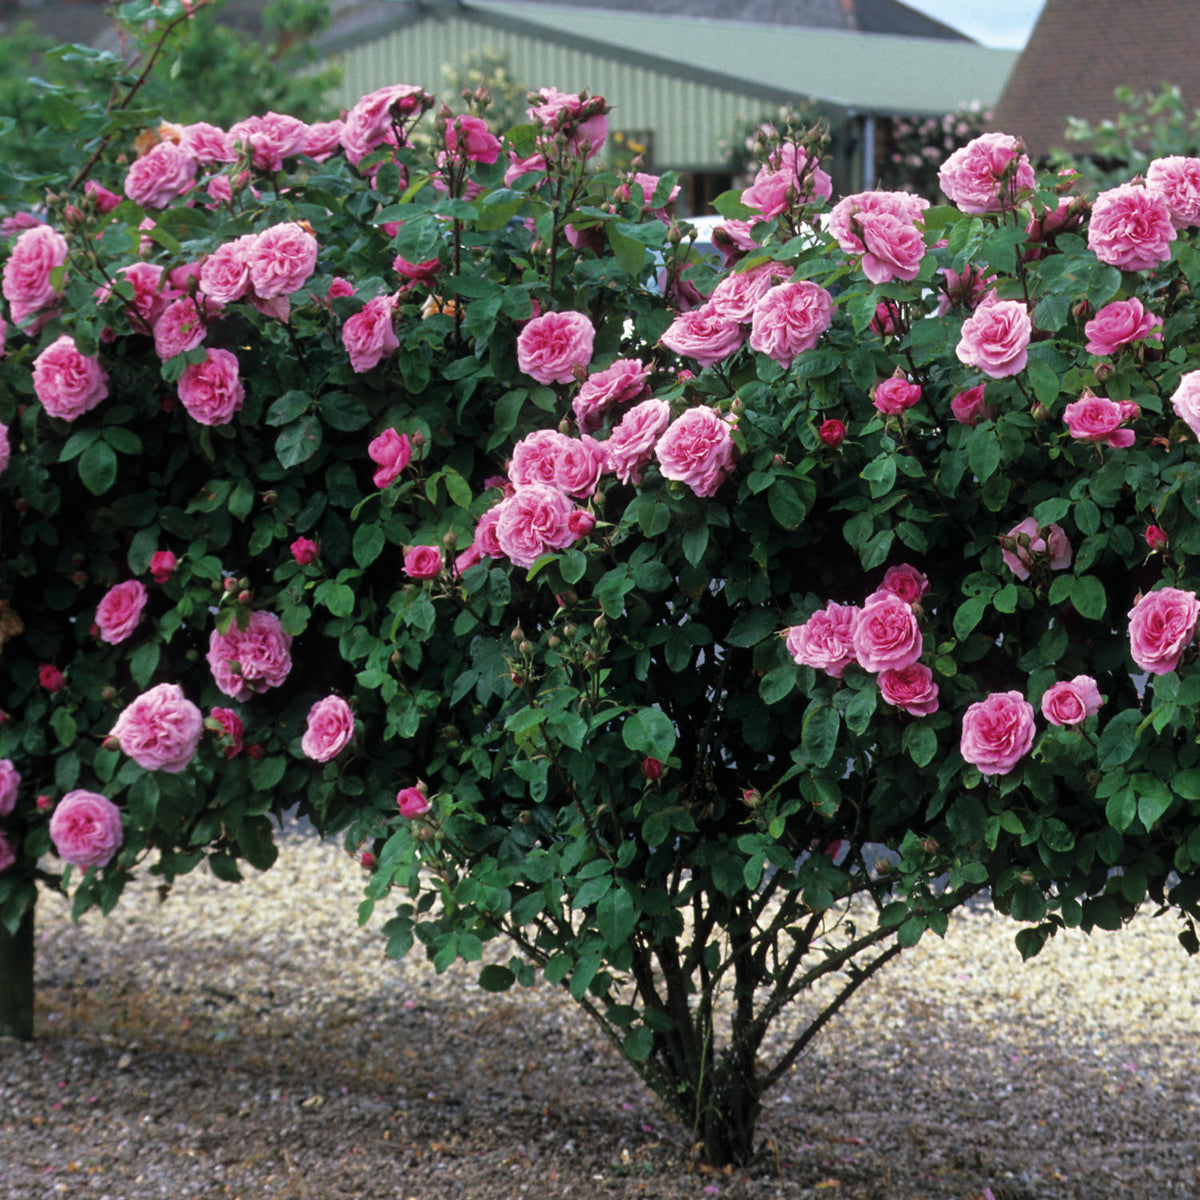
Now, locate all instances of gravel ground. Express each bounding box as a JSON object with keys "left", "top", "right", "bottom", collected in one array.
[{"left": 3, "top": 827, "right": 1200, "bottom": 1200}]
